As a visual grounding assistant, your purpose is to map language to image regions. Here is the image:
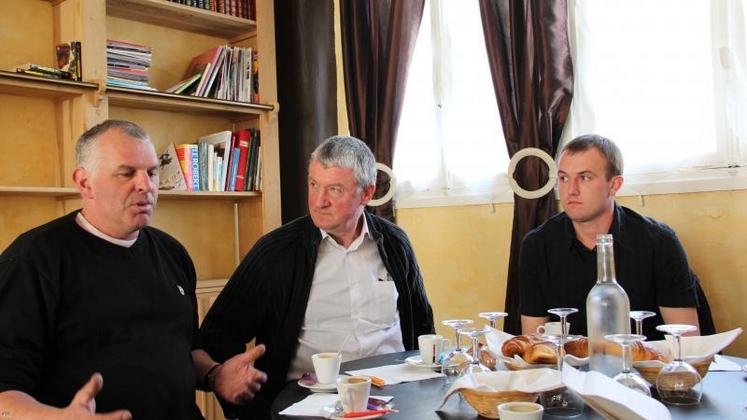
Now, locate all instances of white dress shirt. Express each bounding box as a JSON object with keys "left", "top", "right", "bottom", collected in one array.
[{"left": 287, "top": 216, "right": 404, "bottom": 379}]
